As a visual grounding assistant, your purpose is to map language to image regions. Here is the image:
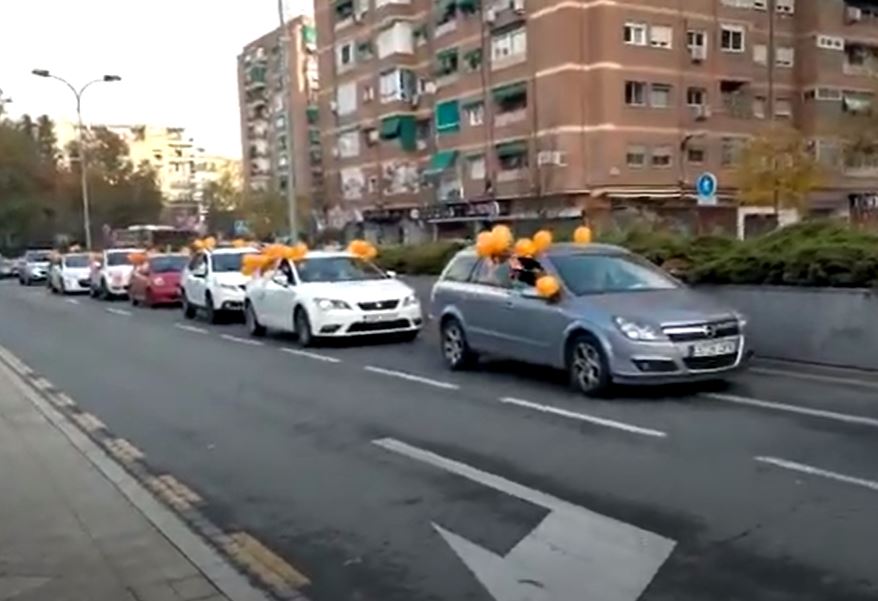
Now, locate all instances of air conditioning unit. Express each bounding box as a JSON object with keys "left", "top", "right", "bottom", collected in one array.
[
  {"left": 693, "top": 104, "right": 712, "bottom": 121},
  {"left": 512, "top": 0, "right": 525, "bottom": 13},
  {"left": 329, "top": 100, "right": 338, "bottom": 113},
  {"left": 366, "top": 129, "right": 379, "bottom": 144},
  {"left": 484, "top": 7, "right": 496, "bottom": 23},
  {"left": 846, "top": 5, "right": 863, "bottom": 23},
  {"left": 537, "top": 150, "right": 567, "bottom": 167},
  {"left": 690, "top": 46, "right": 707, "bottom": 62},
  {"left": 423, "top": 81, "right": 437, "bottom": 94}
]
